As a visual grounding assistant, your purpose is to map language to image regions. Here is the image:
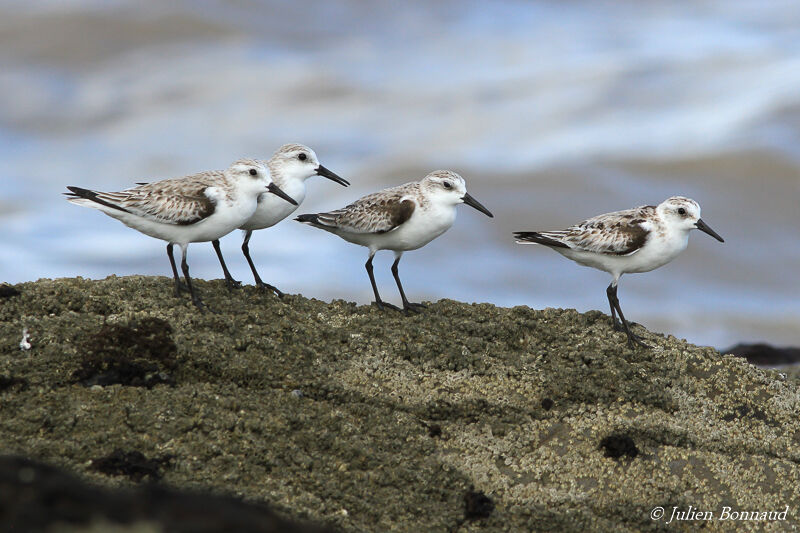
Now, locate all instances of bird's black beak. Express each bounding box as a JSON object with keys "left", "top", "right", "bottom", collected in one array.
[
  {"left": 268, "top": 182, "right": 298, "bottom": 206},
  {"left": 695, "top": 219, "right": 724, "bottom": 242},
  {"left": 462, "top": 193, "right": 493, "bottom": 218},
  {"left": 316, "top": 165, "right": 350, "bottom": 187}
]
